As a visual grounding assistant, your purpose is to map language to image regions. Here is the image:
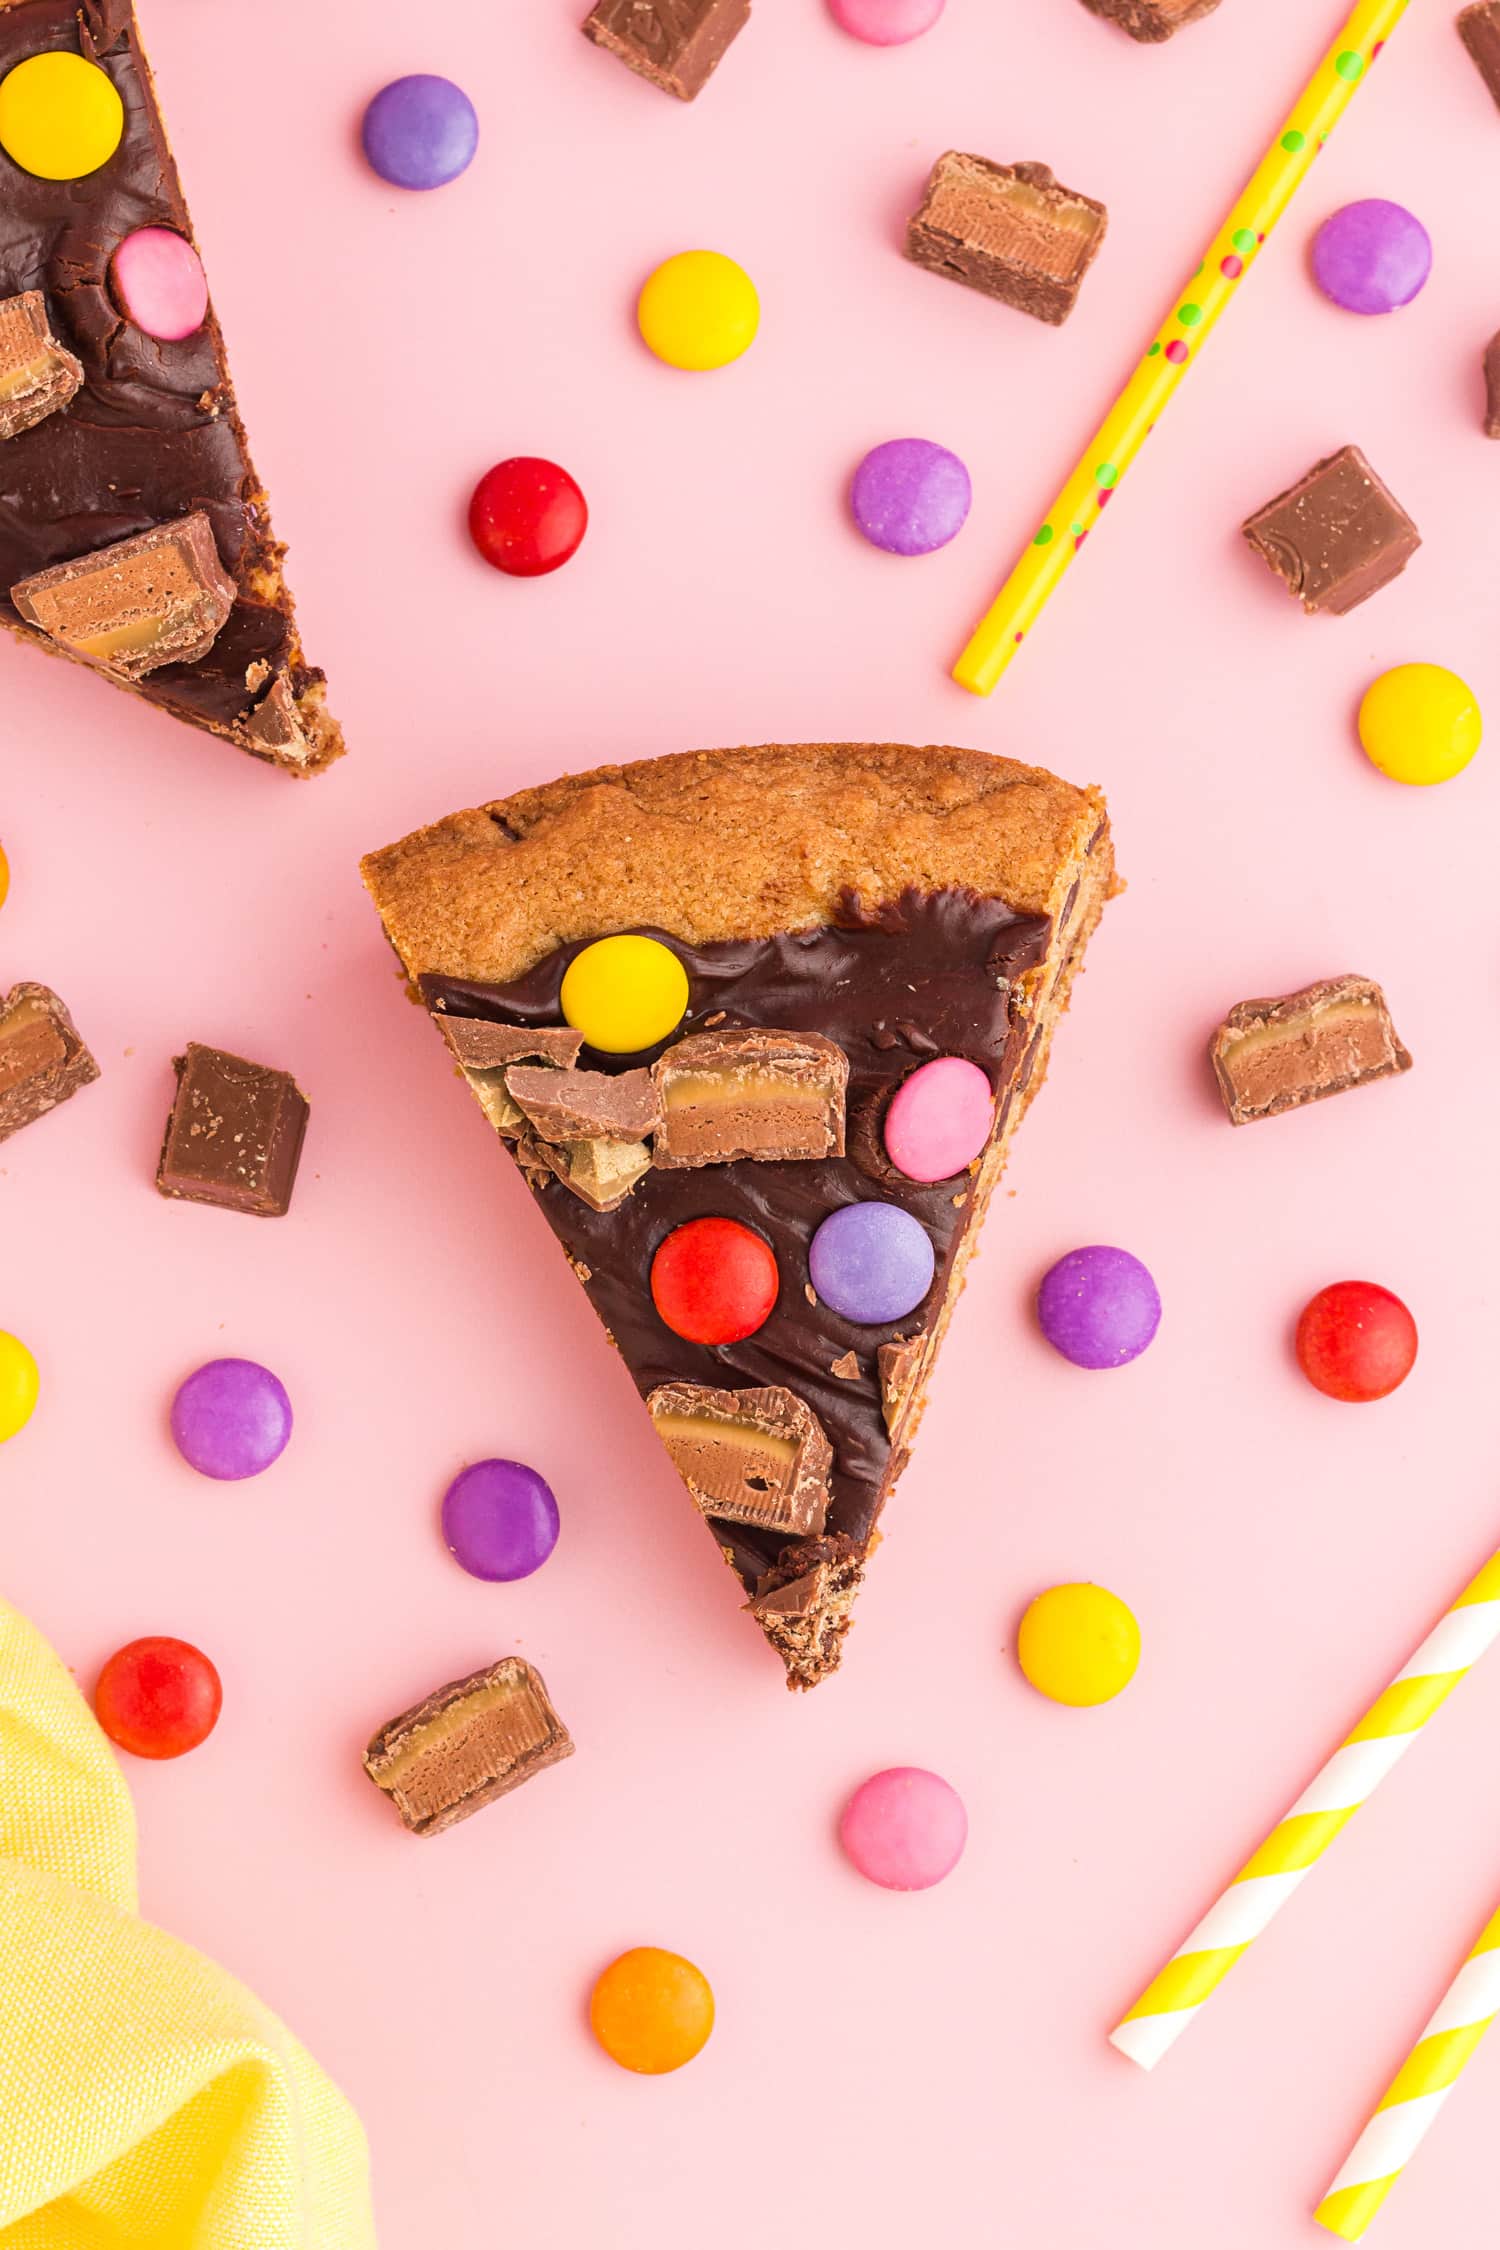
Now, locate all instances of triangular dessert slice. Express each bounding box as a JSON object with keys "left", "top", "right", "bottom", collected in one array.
[
  {"left": 363, "top": 745, "right": 1113, "bottom": 1688},
  {"left": 0, "top": 1, "right": 340, "bottom": 773}
]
